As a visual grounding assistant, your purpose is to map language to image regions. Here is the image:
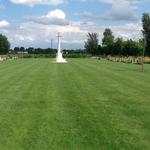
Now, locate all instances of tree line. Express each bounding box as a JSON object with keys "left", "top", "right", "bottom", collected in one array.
[
  {"left": 13, "top": 47, "right": 57, "bottom": 54},
  {"left": 85, "top": 13, "right": 150, "bottom": 56}
]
